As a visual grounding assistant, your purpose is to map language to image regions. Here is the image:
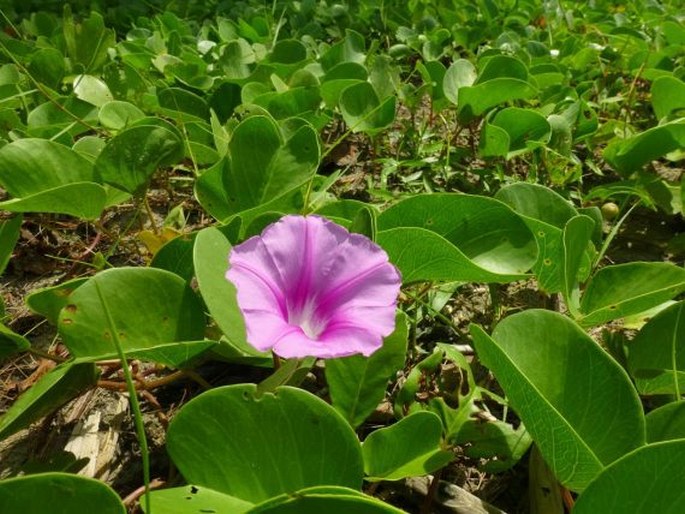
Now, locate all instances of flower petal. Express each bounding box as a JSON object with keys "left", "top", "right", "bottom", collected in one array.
[
  {"left": 227, "top": 214, "right": 402, "bottom": 358},
  {"left": 272, "top": 324, "right": 382, "bottom": 359}
]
